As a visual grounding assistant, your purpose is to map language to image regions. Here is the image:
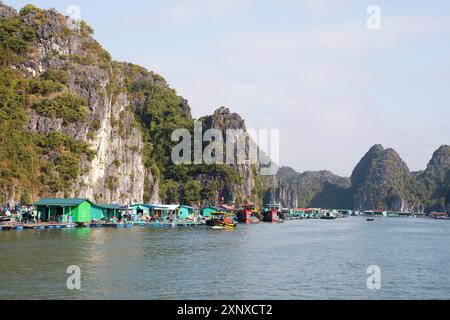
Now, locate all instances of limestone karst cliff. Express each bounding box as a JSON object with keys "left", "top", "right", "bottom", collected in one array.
[
  {"left": 0, "top": 2, "right": 262, "bottom": 206},
  {"left": 265, "top": 145, "right": 450, "bottom": 213}
]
